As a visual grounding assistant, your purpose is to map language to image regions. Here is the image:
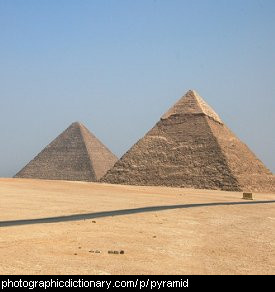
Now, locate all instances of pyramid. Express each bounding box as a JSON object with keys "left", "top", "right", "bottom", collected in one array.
[
  {"left": 15, "top": 122, "right": 118, "bottom": 182},
  {"left": 101, "top": 90, "right": 275, "bottom": 192}
]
